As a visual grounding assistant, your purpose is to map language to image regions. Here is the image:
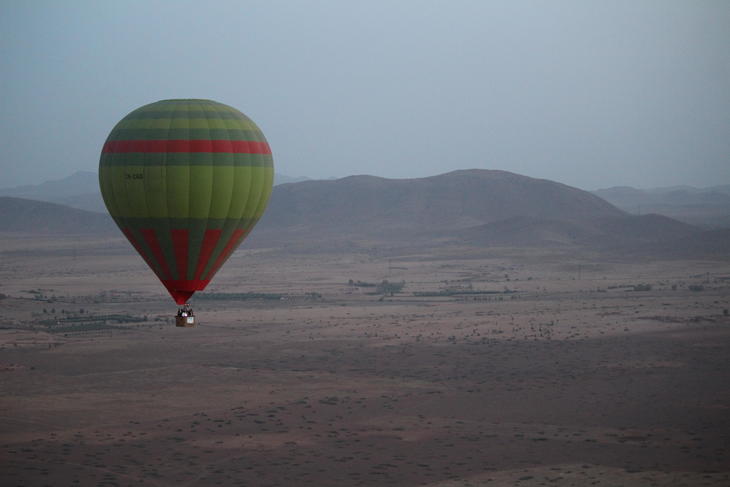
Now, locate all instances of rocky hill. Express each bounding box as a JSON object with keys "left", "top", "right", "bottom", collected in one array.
[
  {"left": 593, "top": 185, "right": 730, "bottom": 228},
  {"left": 0, "top": 197, "right": 115, "bottom": 235},
  {"left": 2, "top": 169, "right": 723, "bottom": 257},
  {"left": 259, "top": 169, "right": 625, "bottom": 237},
  {"left": 0, "top": 171, "right": 309, "bottom": 214}
]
